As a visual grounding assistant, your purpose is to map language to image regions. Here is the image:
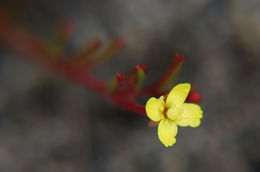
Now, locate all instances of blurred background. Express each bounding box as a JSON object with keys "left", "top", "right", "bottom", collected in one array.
[{"left": 0, "top": 0, "right": 260, "bottom": 171}]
